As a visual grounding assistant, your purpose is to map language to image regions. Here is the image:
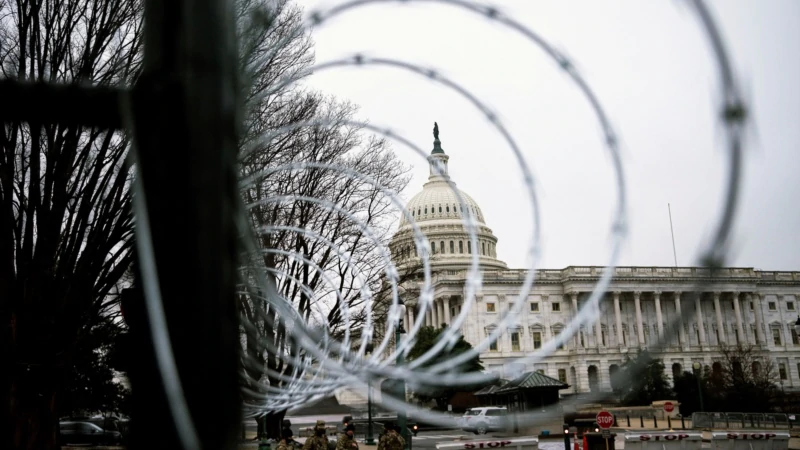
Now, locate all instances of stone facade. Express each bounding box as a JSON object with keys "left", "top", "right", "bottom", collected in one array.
[{"left": 403, "top": 266, "right": 800, "bottom": 394}]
